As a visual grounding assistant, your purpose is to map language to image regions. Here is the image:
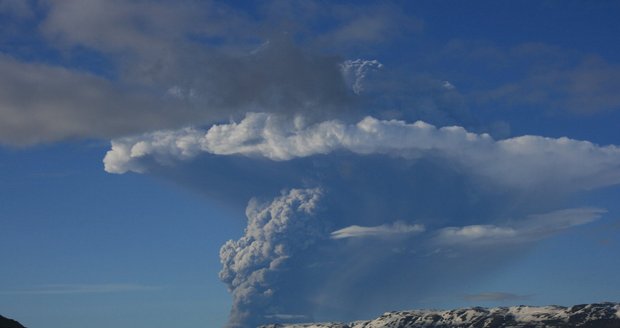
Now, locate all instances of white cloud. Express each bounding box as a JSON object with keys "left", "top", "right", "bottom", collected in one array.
[
  {"left": 438, "top": 225, "right": 517, "bottom": 245},
  {"left": 104, "top": 113, "right": 620, "bottom": 193},
  {"left": 436, "top": 207, "right": 606, "bottom": 246},
  {"left": 331, "top": 221, "right": 425, "bottom": 239}
]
